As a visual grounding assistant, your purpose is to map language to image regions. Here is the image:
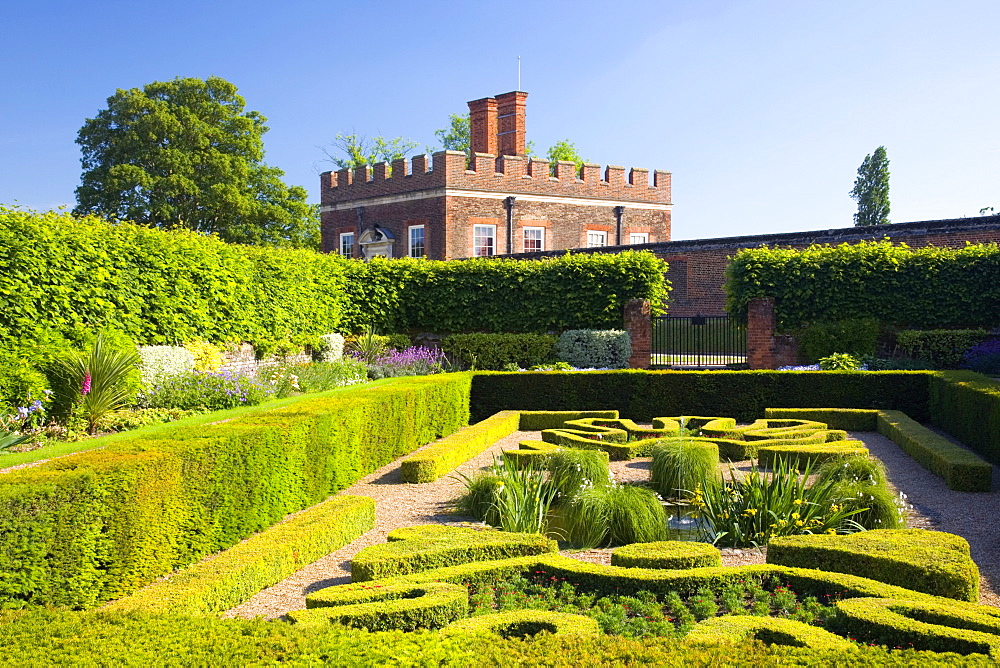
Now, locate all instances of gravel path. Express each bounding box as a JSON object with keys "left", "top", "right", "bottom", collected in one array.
[{"left": 225, "top": 426, "right": 998, "bottom": 619}]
